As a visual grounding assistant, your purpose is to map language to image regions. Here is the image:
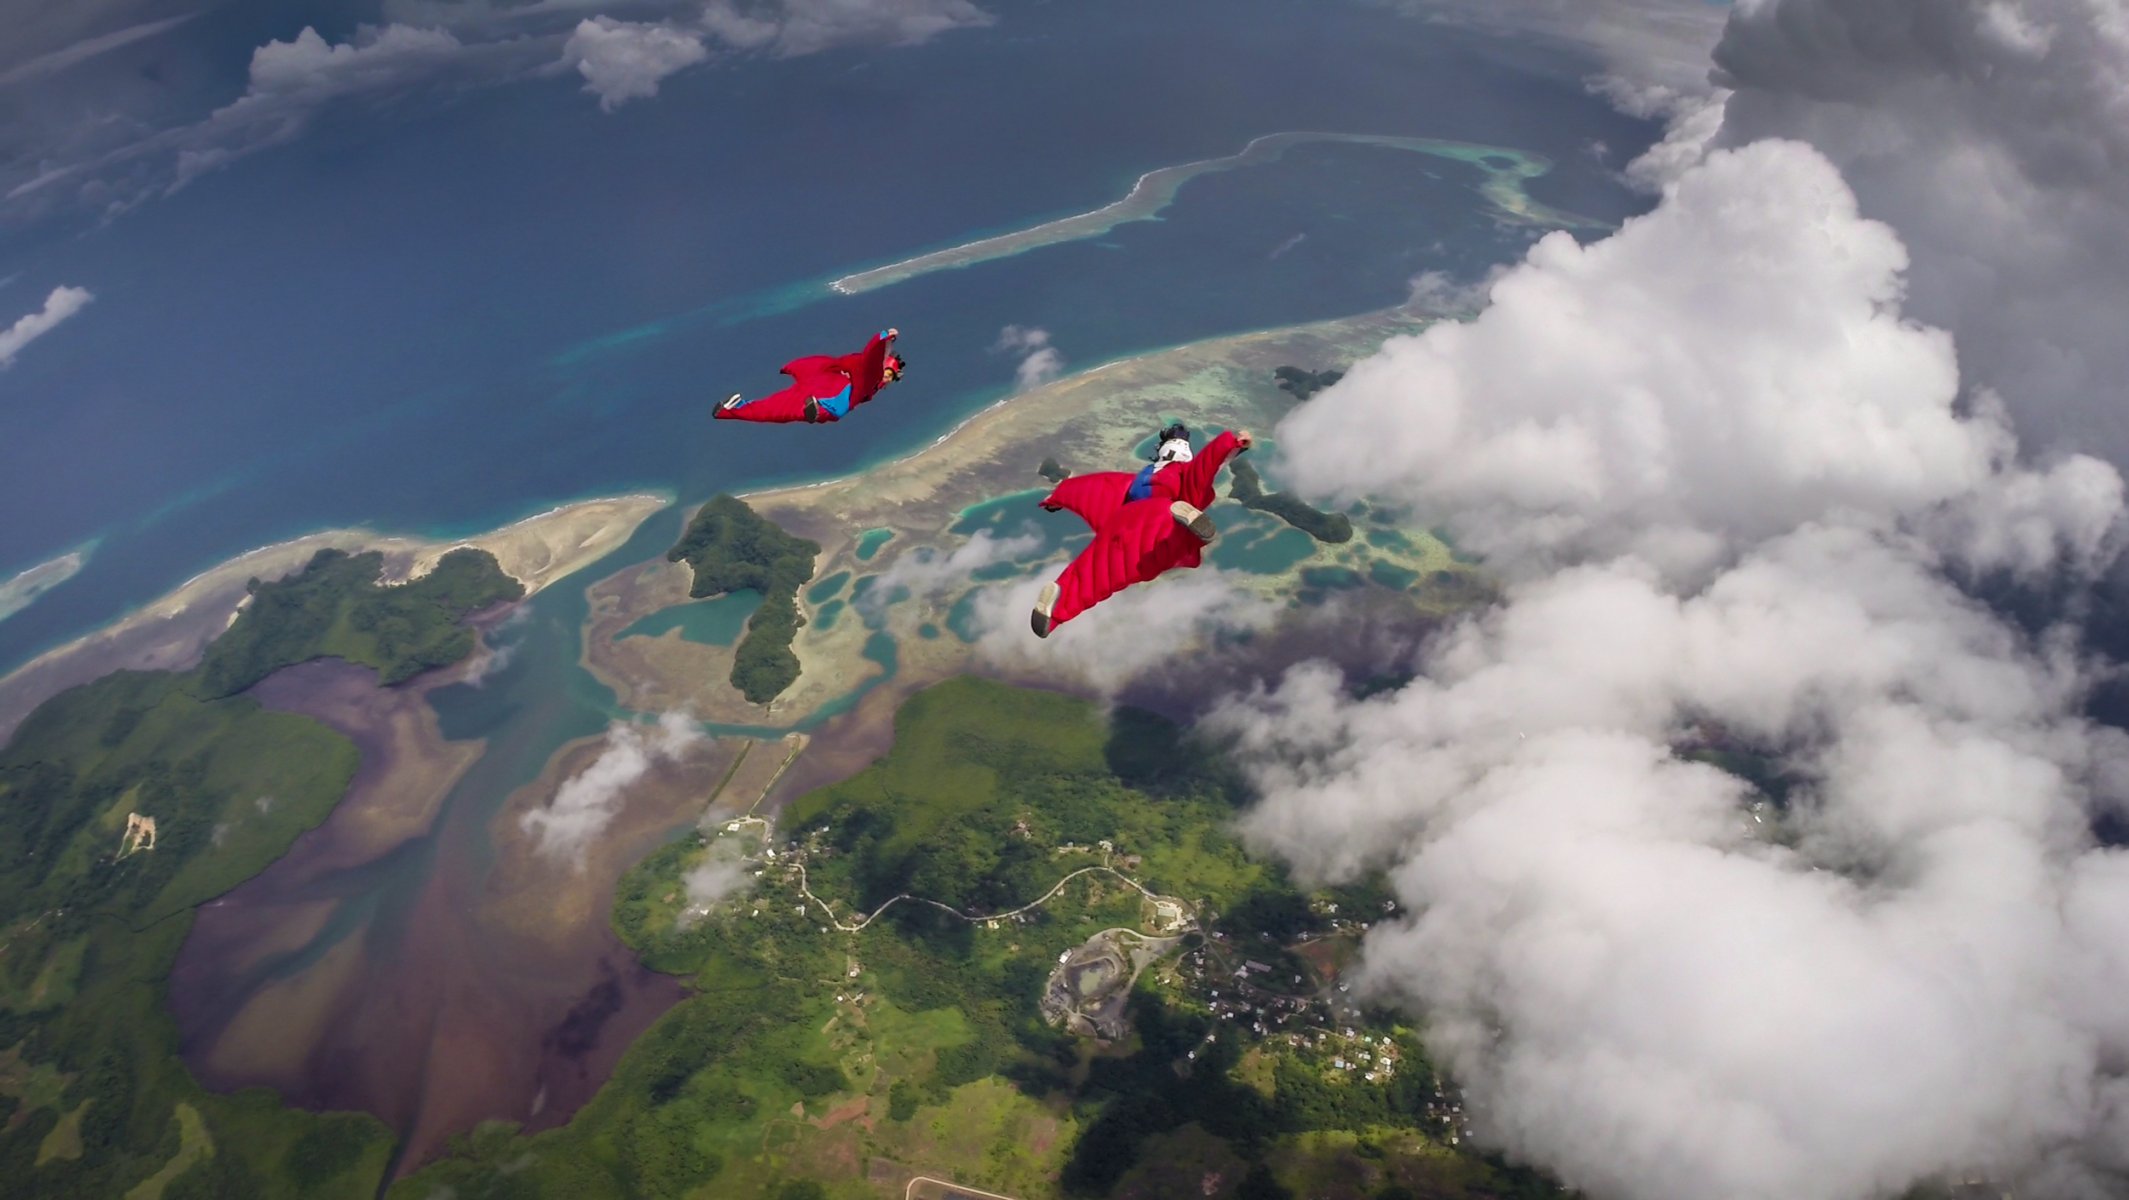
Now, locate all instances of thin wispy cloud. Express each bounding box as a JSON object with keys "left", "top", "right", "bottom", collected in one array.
[
  {"left": 993, "top": 324, "right": 1063, "bottom": 391},
  {"left": 3, "top": 0, "right": 997, "bottom": 220},
  {"left": 520, "top": 711, "right": 705, "bottom": 867},
  {"left": 869, "top": 528, "right": 1043, "bottom": 605},
  {"left": 0, "top": 13, "right": 197, "bottom": 88}
]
